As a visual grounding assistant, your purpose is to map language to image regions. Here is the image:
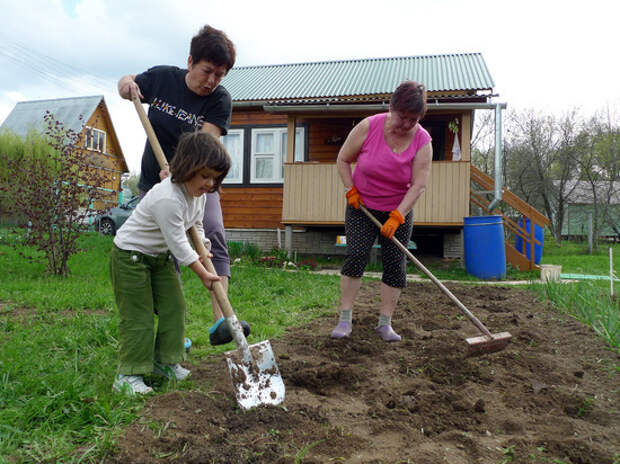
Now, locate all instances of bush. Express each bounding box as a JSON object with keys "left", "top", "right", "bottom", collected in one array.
[
  {"left": 228, "top": 240, "right": 263, "bottom": 261},
  {"left": 0, "top": 113, "right": 111, "bottom": 276},
  {"left": 0, "top": 129, "right": 55, "bottom": 223},
  {"left": 253, "top": 248, "right": 289, "bottom": 268}
]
